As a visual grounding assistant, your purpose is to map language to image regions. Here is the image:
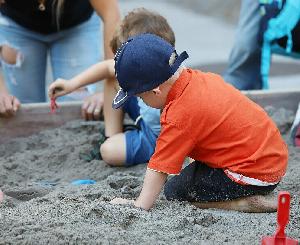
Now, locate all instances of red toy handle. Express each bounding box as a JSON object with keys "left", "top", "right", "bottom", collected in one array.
[
  {"left": 50, "top": 98, "right": 59, "bottom": 114},
  {"left": 275, "top": 191, "right": 291, "bottom": 238}
]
